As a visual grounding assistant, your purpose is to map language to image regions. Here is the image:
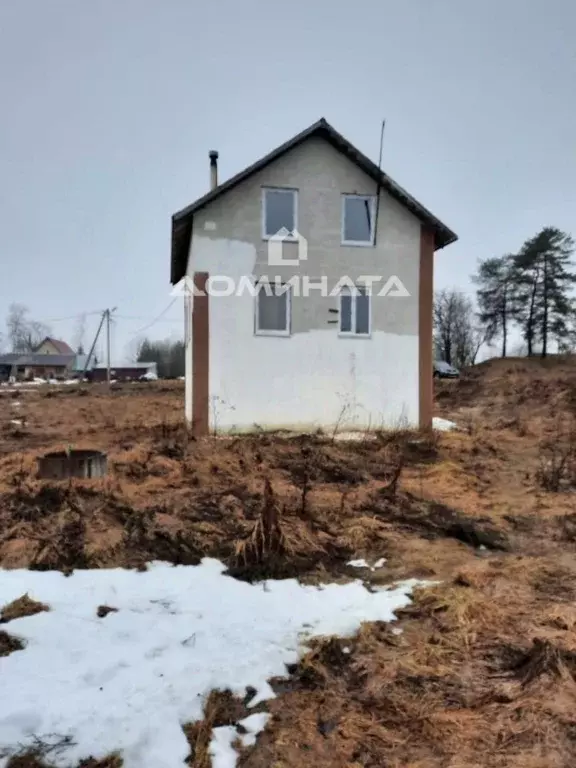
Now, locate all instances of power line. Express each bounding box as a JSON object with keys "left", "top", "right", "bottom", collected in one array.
[
  {"left": 115, "top": 314, "right": 180, "bottom": 323},
  {"left": 16, "top": 306, "right": 180, "bottom": 335},
  {"left": 44, "top": 310, "right": 104, "bottom": 322},
  {"left": 126, "top": 299, "right": 179, "bottom": 338}
]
